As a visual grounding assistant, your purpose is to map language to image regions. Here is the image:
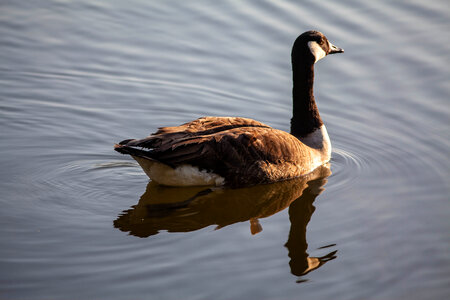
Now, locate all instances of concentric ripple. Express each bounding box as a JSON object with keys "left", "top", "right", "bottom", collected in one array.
[{"left": 329, "top": 147, "right": 365, "bottom": 192}]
